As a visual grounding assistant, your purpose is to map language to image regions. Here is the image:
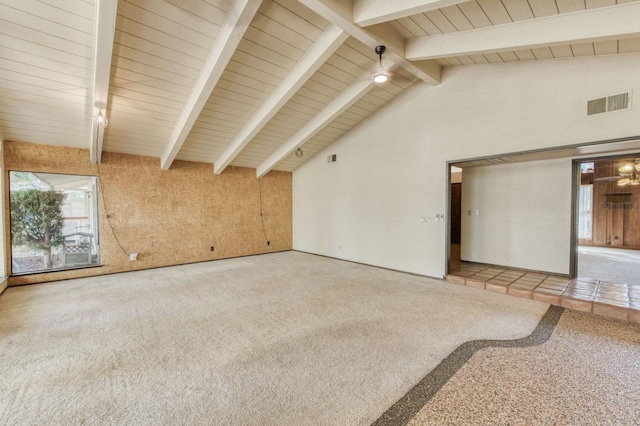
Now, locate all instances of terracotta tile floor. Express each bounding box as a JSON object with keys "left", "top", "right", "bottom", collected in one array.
[{"left": 447, "top": 260, "right": 640, "bottom": 323}]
